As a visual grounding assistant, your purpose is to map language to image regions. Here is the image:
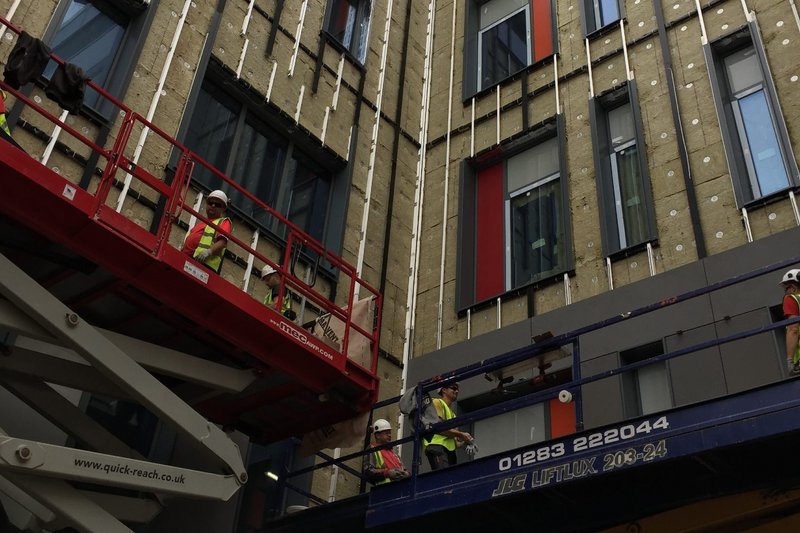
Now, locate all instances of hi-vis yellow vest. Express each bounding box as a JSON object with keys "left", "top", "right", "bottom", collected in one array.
[
  {"left": 426, "top": 398, "right": 456, "bottom": 451},
  {"left": 0, "top": 90, "right": 10, "bottom": 136},
  {"left": 264, "top": 288, "right": 292, "bottom": 314},
  {"left": 193, "top": 217, "right": 229, "bottom": 273},
  {"left": 373, "top": 451, "right": 389, "bottom": 485}
]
